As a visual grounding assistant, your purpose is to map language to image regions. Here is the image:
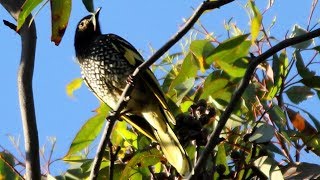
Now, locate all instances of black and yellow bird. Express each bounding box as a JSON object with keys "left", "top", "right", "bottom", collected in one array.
[{"left": 74, "top": 8, "right": 191, "bottom": 177}]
